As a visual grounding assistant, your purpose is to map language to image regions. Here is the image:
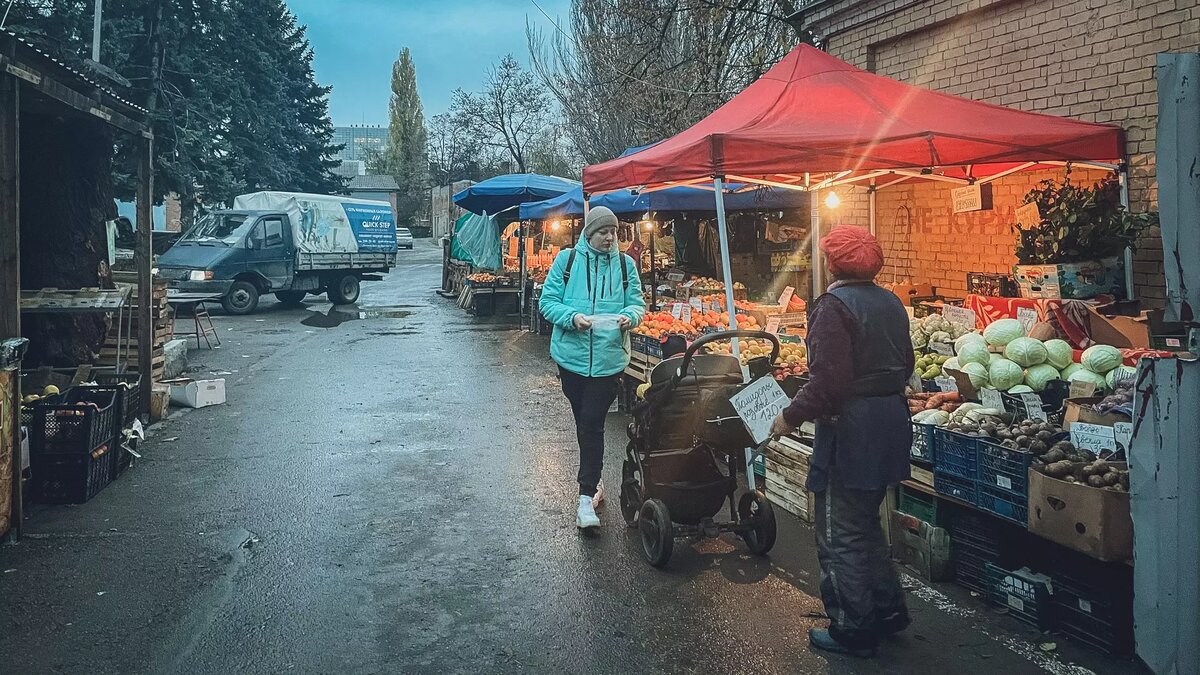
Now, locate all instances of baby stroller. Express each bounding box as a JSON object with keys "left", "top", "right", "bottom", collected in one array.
[{"left": 621, "top": 330, "right": 780, "bottom": 567}]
